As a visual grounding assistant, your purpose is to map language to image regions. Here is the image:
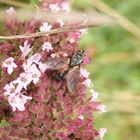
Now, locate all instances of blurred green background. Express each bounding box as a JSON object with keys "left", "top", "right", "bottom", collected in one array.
[
  {"left": 0, "top": 0, "right": 140, "bottom": 140},
  {"left": 72, "top": 0, "right": 140, "bottom": 140}
]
